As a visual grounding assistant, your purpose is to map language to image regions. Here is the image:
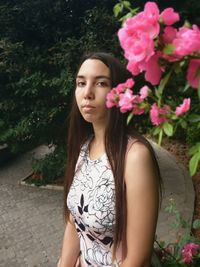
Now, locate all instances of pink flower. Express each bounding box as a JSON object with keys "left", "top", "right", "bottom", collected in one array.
[
  {"left": 118, "top": 89, "right": 134, "bottom": 113},
  {"left": 150, "top": 103, "right": 170, "bottom": 125},
  {"left": 119, "top": 30, "right": 155, "bottom": 63},
  {"left": 128, "top": 53, "right": 163, "bottom": 85},
  {"left": 144, "top": 2, "right": 160, "bottom": 18},
  {"left": 143, "top": 54, "right": 163, "bottom": 85},
  {"left": 132, "top": 105, "right": 145, "bottom": 115},
  {"left": 118, "top": 1, "right": 160, "bottom": 70},
  {"left": 122, "top": 2, "right": 160, "bottom": 39},
  {"left": 127, "top": 60, "right": 141, "bottom": 76},
  {"left": 173, "top": 25, "right": 200, "bottom": 57},
  {"left": 175, "top": 98, "right": 191, "bottom": 116},
  {"left": 162, "top": 26, "right": 177, "bottom": 44},
  {"left": 106, "top": 78, "right": 135, "bottom": 109},
  {"left": 187, "top": 59, "right": 200, "bottom": 89},
  {"left": 117, "top": 2, "right": 163, "bottom": 84},
  {"left": 160, "top": 8, "right": 180, "bottom": 26},
  {"left": 139, "top": 86, "right": 150, "bottom": 99},
  {"left": 123, "top": 78, "right": 135, "bottom": 89},
  {"left": 181, "top": 242, "right": 200, "bottom": 264},
  {"left": 106, "top": 90, "right": 119, "bottom": 108},
  {"left": 114, "top": 78, "right": 135, "bottom": 93}
]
